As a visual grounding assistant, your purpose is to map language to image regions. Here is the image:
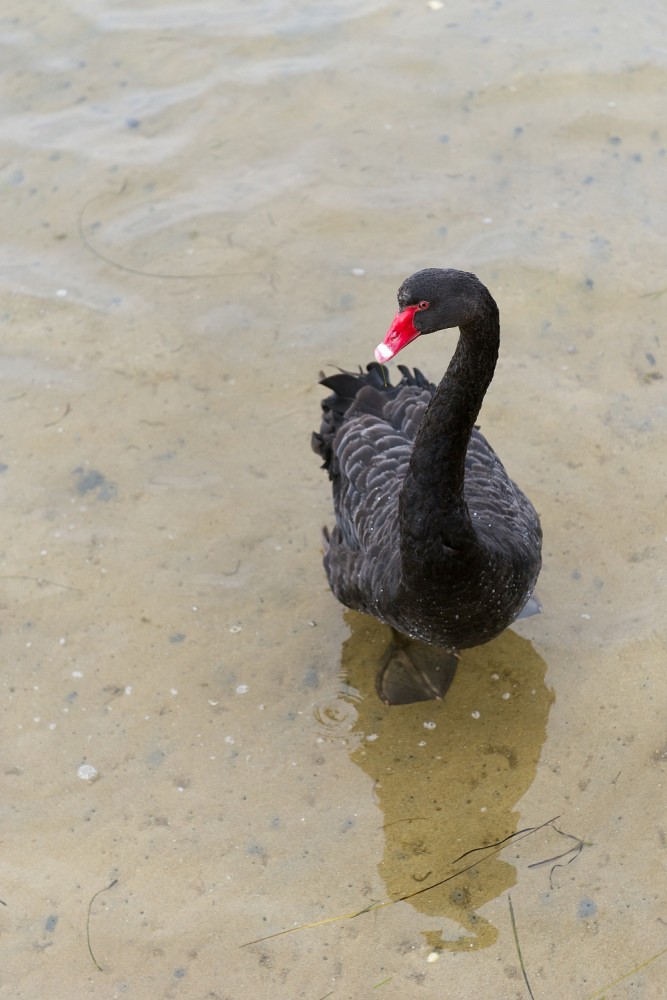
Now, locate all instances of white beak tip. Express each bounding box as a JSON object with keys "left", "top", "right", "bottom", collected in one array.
[{"left": 374, "top": 342, "right": 394, "bottom": 363}]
